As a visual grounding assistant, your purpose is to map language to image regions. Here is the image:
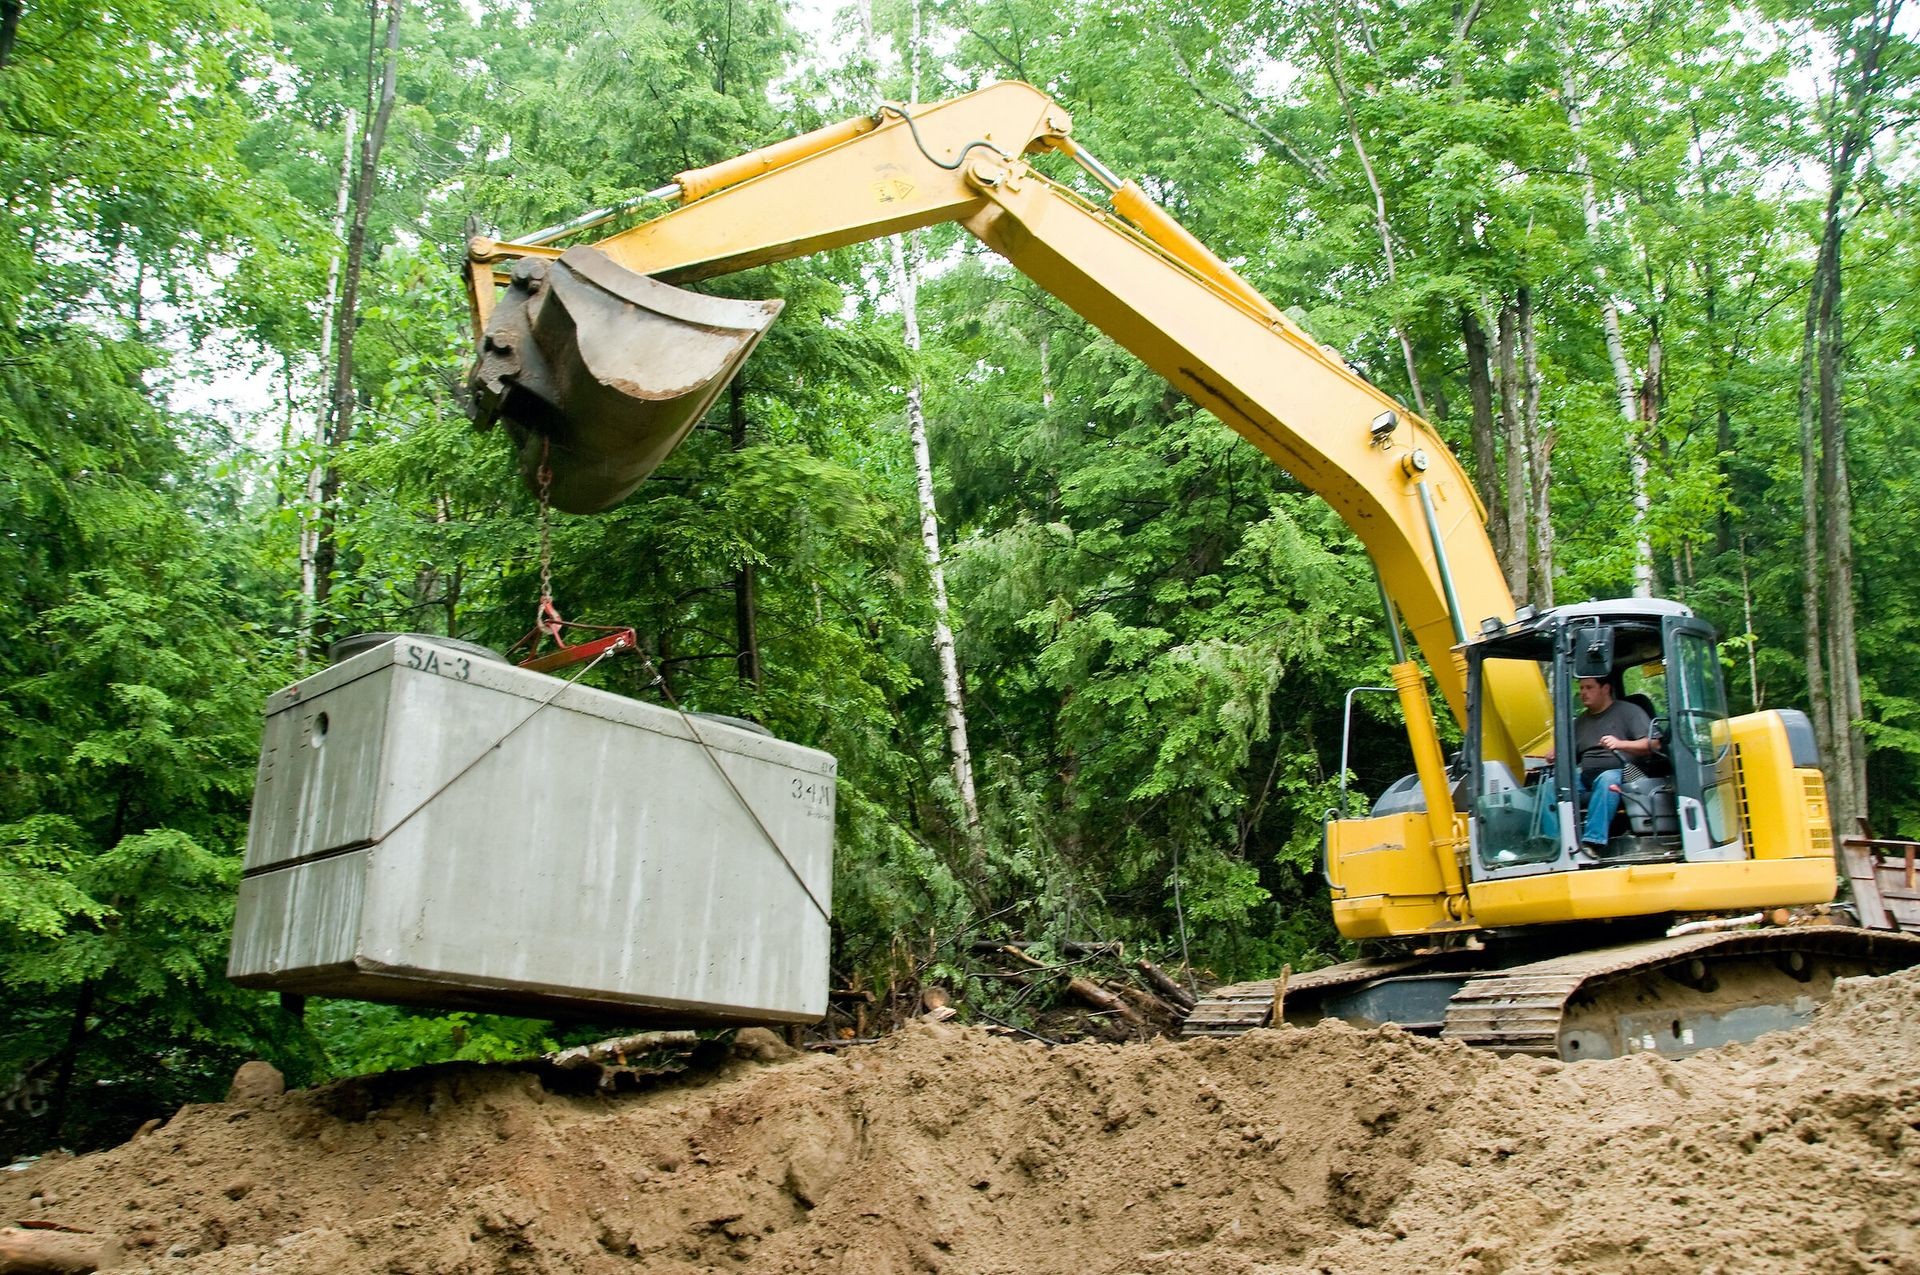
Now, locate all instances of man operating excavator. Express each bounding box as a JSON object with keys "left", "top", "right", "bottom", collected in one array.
[{"left": 1558, "top": 676, "right": 1656, "bottom": 856}]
